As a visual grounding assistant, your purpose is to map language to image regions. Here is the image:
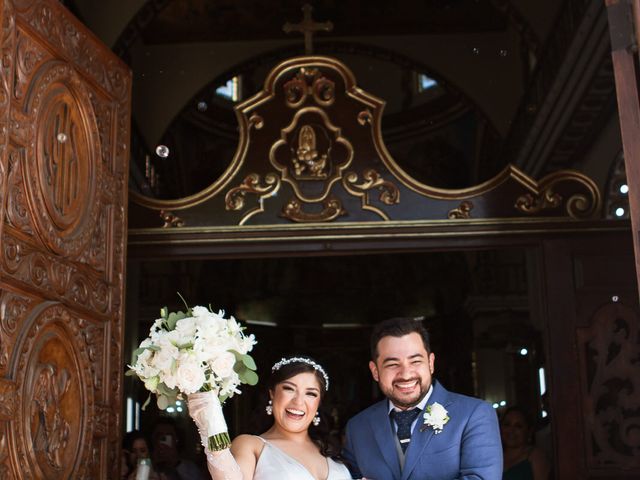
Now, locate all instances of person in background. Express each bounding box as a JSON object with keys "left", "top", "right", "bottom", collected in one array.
[
  {"left": 501, "top": 406, "right": 550, "bottom": 480},
  {"left": 122, "top": 430, "right": 167, "bottom": 480},
  {"left": 151, "top": 417, "right": 208, "bottom": 480}
]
